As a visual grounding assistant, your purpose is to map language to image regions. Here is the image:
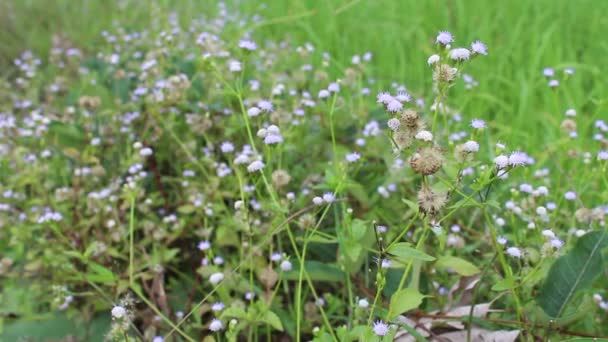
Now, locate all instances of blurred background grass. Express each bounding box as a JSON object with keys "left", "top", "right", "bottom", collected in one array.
[{"left": 1, "top": 0, "right": 606, "bottom": 151}]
